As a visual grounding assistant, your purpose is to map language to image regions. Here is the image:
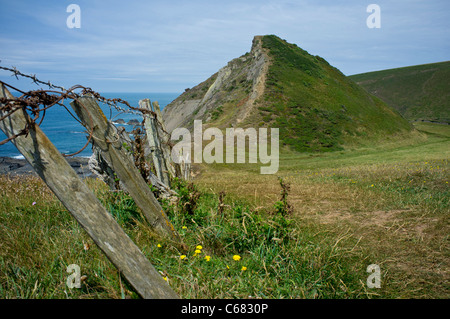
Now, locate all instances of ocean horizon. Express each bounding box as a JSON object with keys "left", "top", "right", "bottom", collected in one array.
[{"left": 0, "top": 92, "right": 181, "bottom": 159}]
